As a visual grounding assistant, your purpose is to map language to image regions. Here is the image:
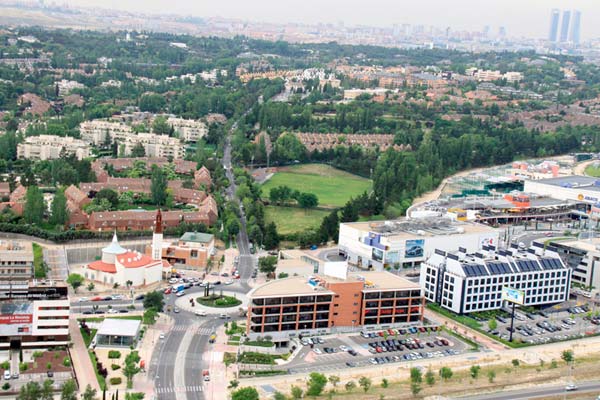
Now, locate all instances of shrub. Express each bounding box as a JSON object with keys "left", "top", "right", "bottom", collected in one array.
[
  {"left": 32, "top": 351, "right": 43, "bottom": 359},
  {"left": 46, "top": 362, "right": 52, "bottom": 370},
  {"left": 111, "top": 364, "right": 121, "bottom": 371},
  {"left": 2, "top": 383, "right": 9, "bottom": 391},
  {"left": 63, "top": 357, "right": 71, "bottom": 367},
  {"left": 0, "top": 361, "right": 9, "bottom": 370},
  {"left": 19, "top": 363, "right": 28, "bottom": 372},
  {"left": 109, "top": 377, "right": 122, "bottom": 385},
  {"left": 108, "top": 351, "right": 122, "bottom": 359}
]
